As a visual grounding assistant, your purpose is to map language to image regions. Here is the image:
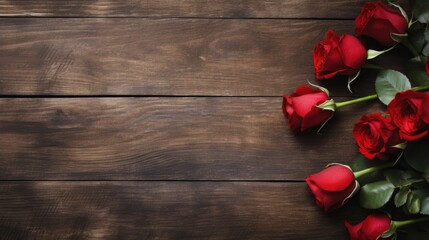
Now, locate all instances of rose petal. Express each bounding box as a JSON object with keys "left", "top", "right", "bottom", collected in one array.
[
  {"left": 291, "top": 92, "right": 328, "bottom": 117},
  {"left": 294, "top": 85, "right": 320, "bottom": 95},
  {"left": 308, "top": 165, "right": 355, "bottom": 191},
  {"left": 300, "top": 106, "right": 333, "bottom": 132},
  {"left": 345, "top": 220, "right": 363, "bottom": 239},
  {"left": 339, "top": 34, "right": 367, "bottom": 70},
  {"left": 361, "top": 214, "right": 391, "bottom": 240},
  {"left": 287, "top": 112, "right": 302, "bottom": 133}
]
